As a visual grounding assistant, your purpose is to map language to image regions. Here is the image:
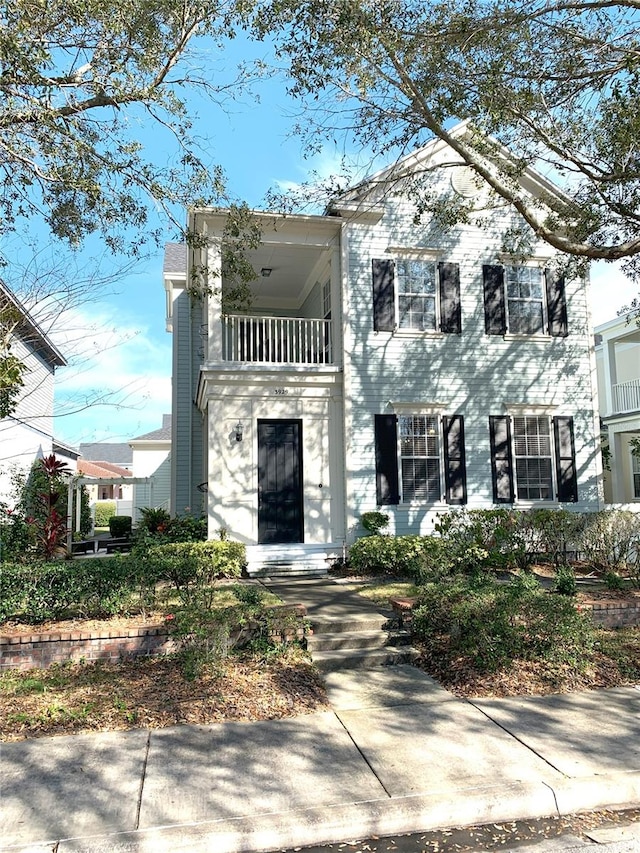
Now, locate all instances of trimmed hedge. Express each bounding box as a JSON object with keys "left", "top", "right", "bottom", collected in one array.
[
  {"left": 109, "top": 515, "right": 132, "bottom": 537},
  {"left": 0, "top": 557, "right": 148, "bottom": 623},
  {"left": 94, "top": 501, "right": 116, "bottom": 527},
  {"left": 145, "top": 540, "right": 245, "bottom": 593}
]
